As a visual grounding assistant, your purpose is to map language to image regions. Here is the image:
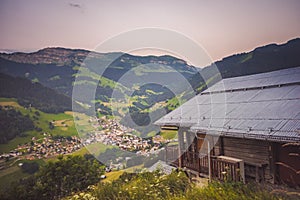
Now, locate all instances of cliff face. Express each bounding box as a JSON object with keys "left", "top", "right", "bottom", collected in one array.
[{"left": 0, "top": 47, "right": 91, "bottom": 66}]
